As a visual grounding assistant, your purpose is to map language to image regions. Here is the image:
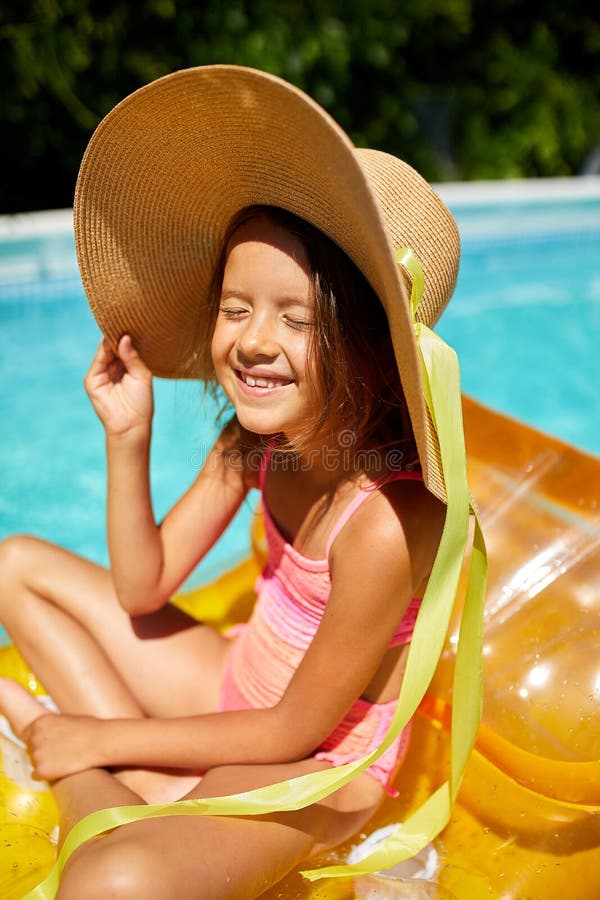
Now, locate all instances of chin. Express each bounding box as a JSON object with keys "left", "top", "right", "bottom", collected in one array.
[
  {"left": 235, "top": 413, "right": 282, "bottom": 436},
  {"left": 236, "top": 411, "right": 306, "bottom": 442}
]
